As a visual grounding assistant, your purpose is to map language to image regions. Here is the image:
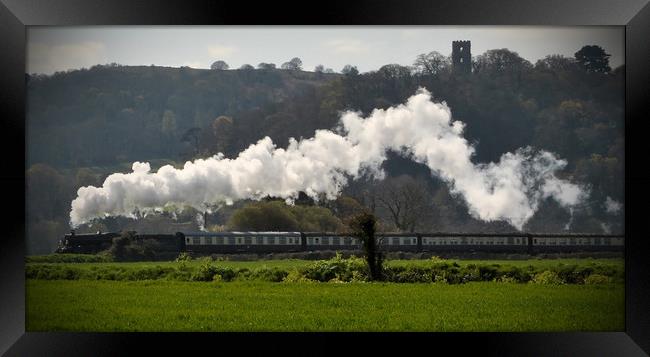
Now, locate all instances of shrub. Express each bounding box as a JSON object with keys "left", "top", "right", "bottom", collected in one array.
[
  {"left": 283, "top": 269, "right": 316, "bottom": 283},
  {"left": 531, "top": 270, "right": 564, "bottom": 285},
  {"left": 495, "top": 276, "right": 519, "bottom": 283},
  {"left": 191, "top": 262, "right": 219, "bottom": 281},
  {"left": 175, "top": 252, "right": 193, "bottom": 262},
  {"left": 584, "top": 274, "right": 612, "bottom": 284}
]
